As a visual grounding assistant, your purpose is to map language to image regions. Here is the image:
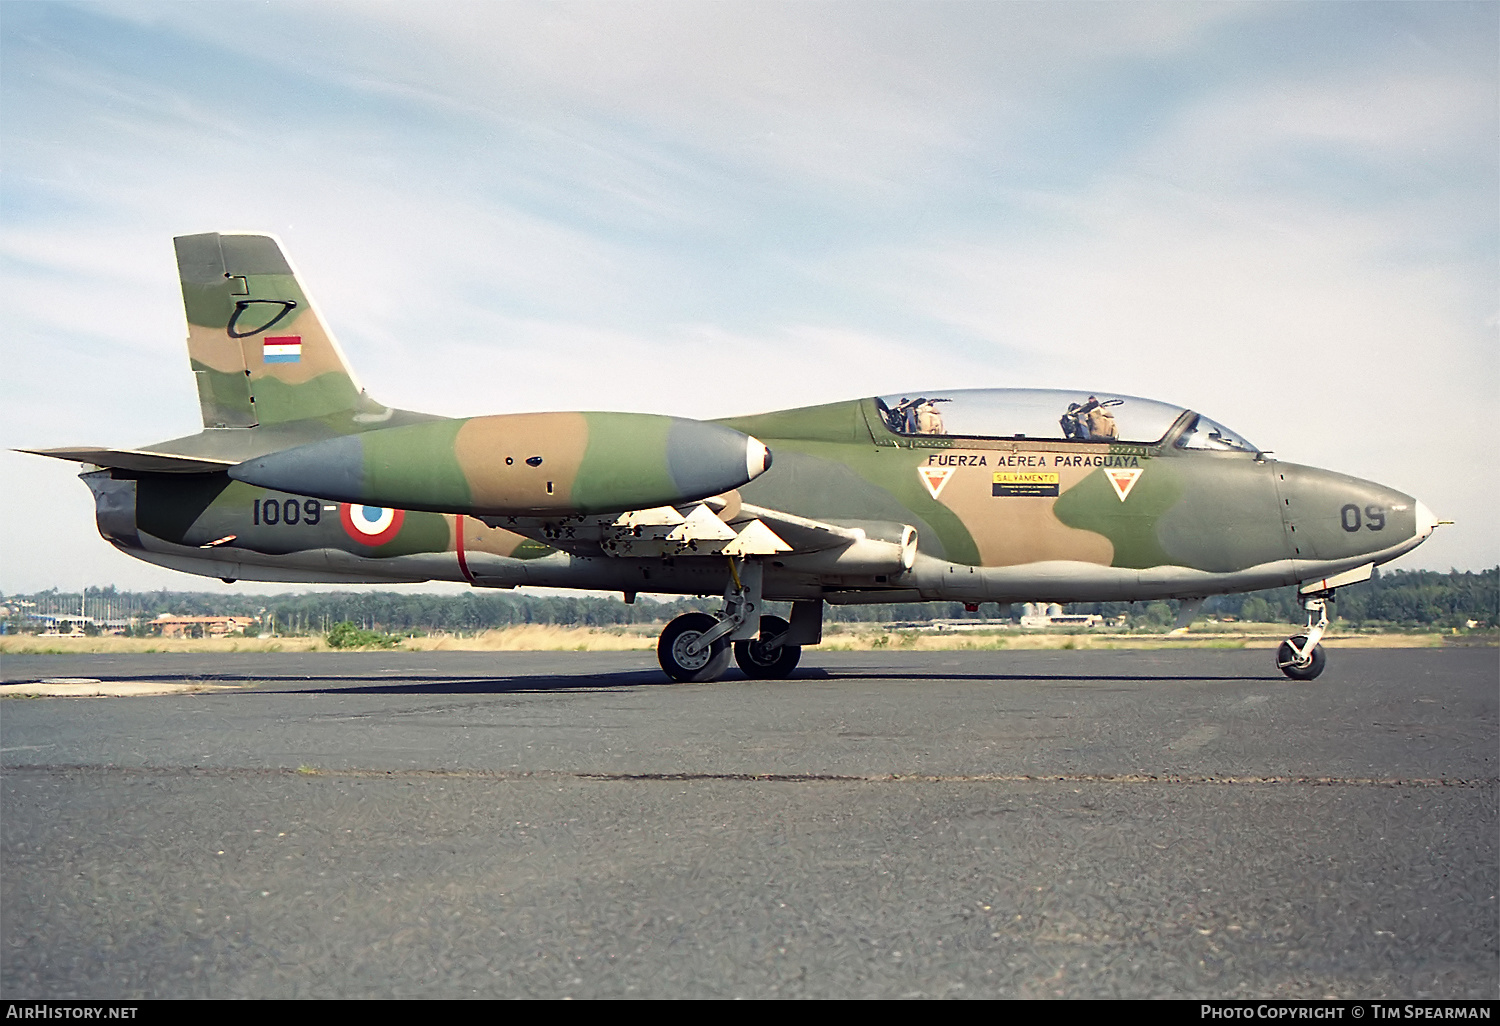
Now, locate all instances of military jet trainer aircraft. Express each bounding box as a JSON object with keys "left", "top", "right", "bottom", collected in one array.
[{"left": 22, "top": 233, "right": 1440, "bottom": 682}]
